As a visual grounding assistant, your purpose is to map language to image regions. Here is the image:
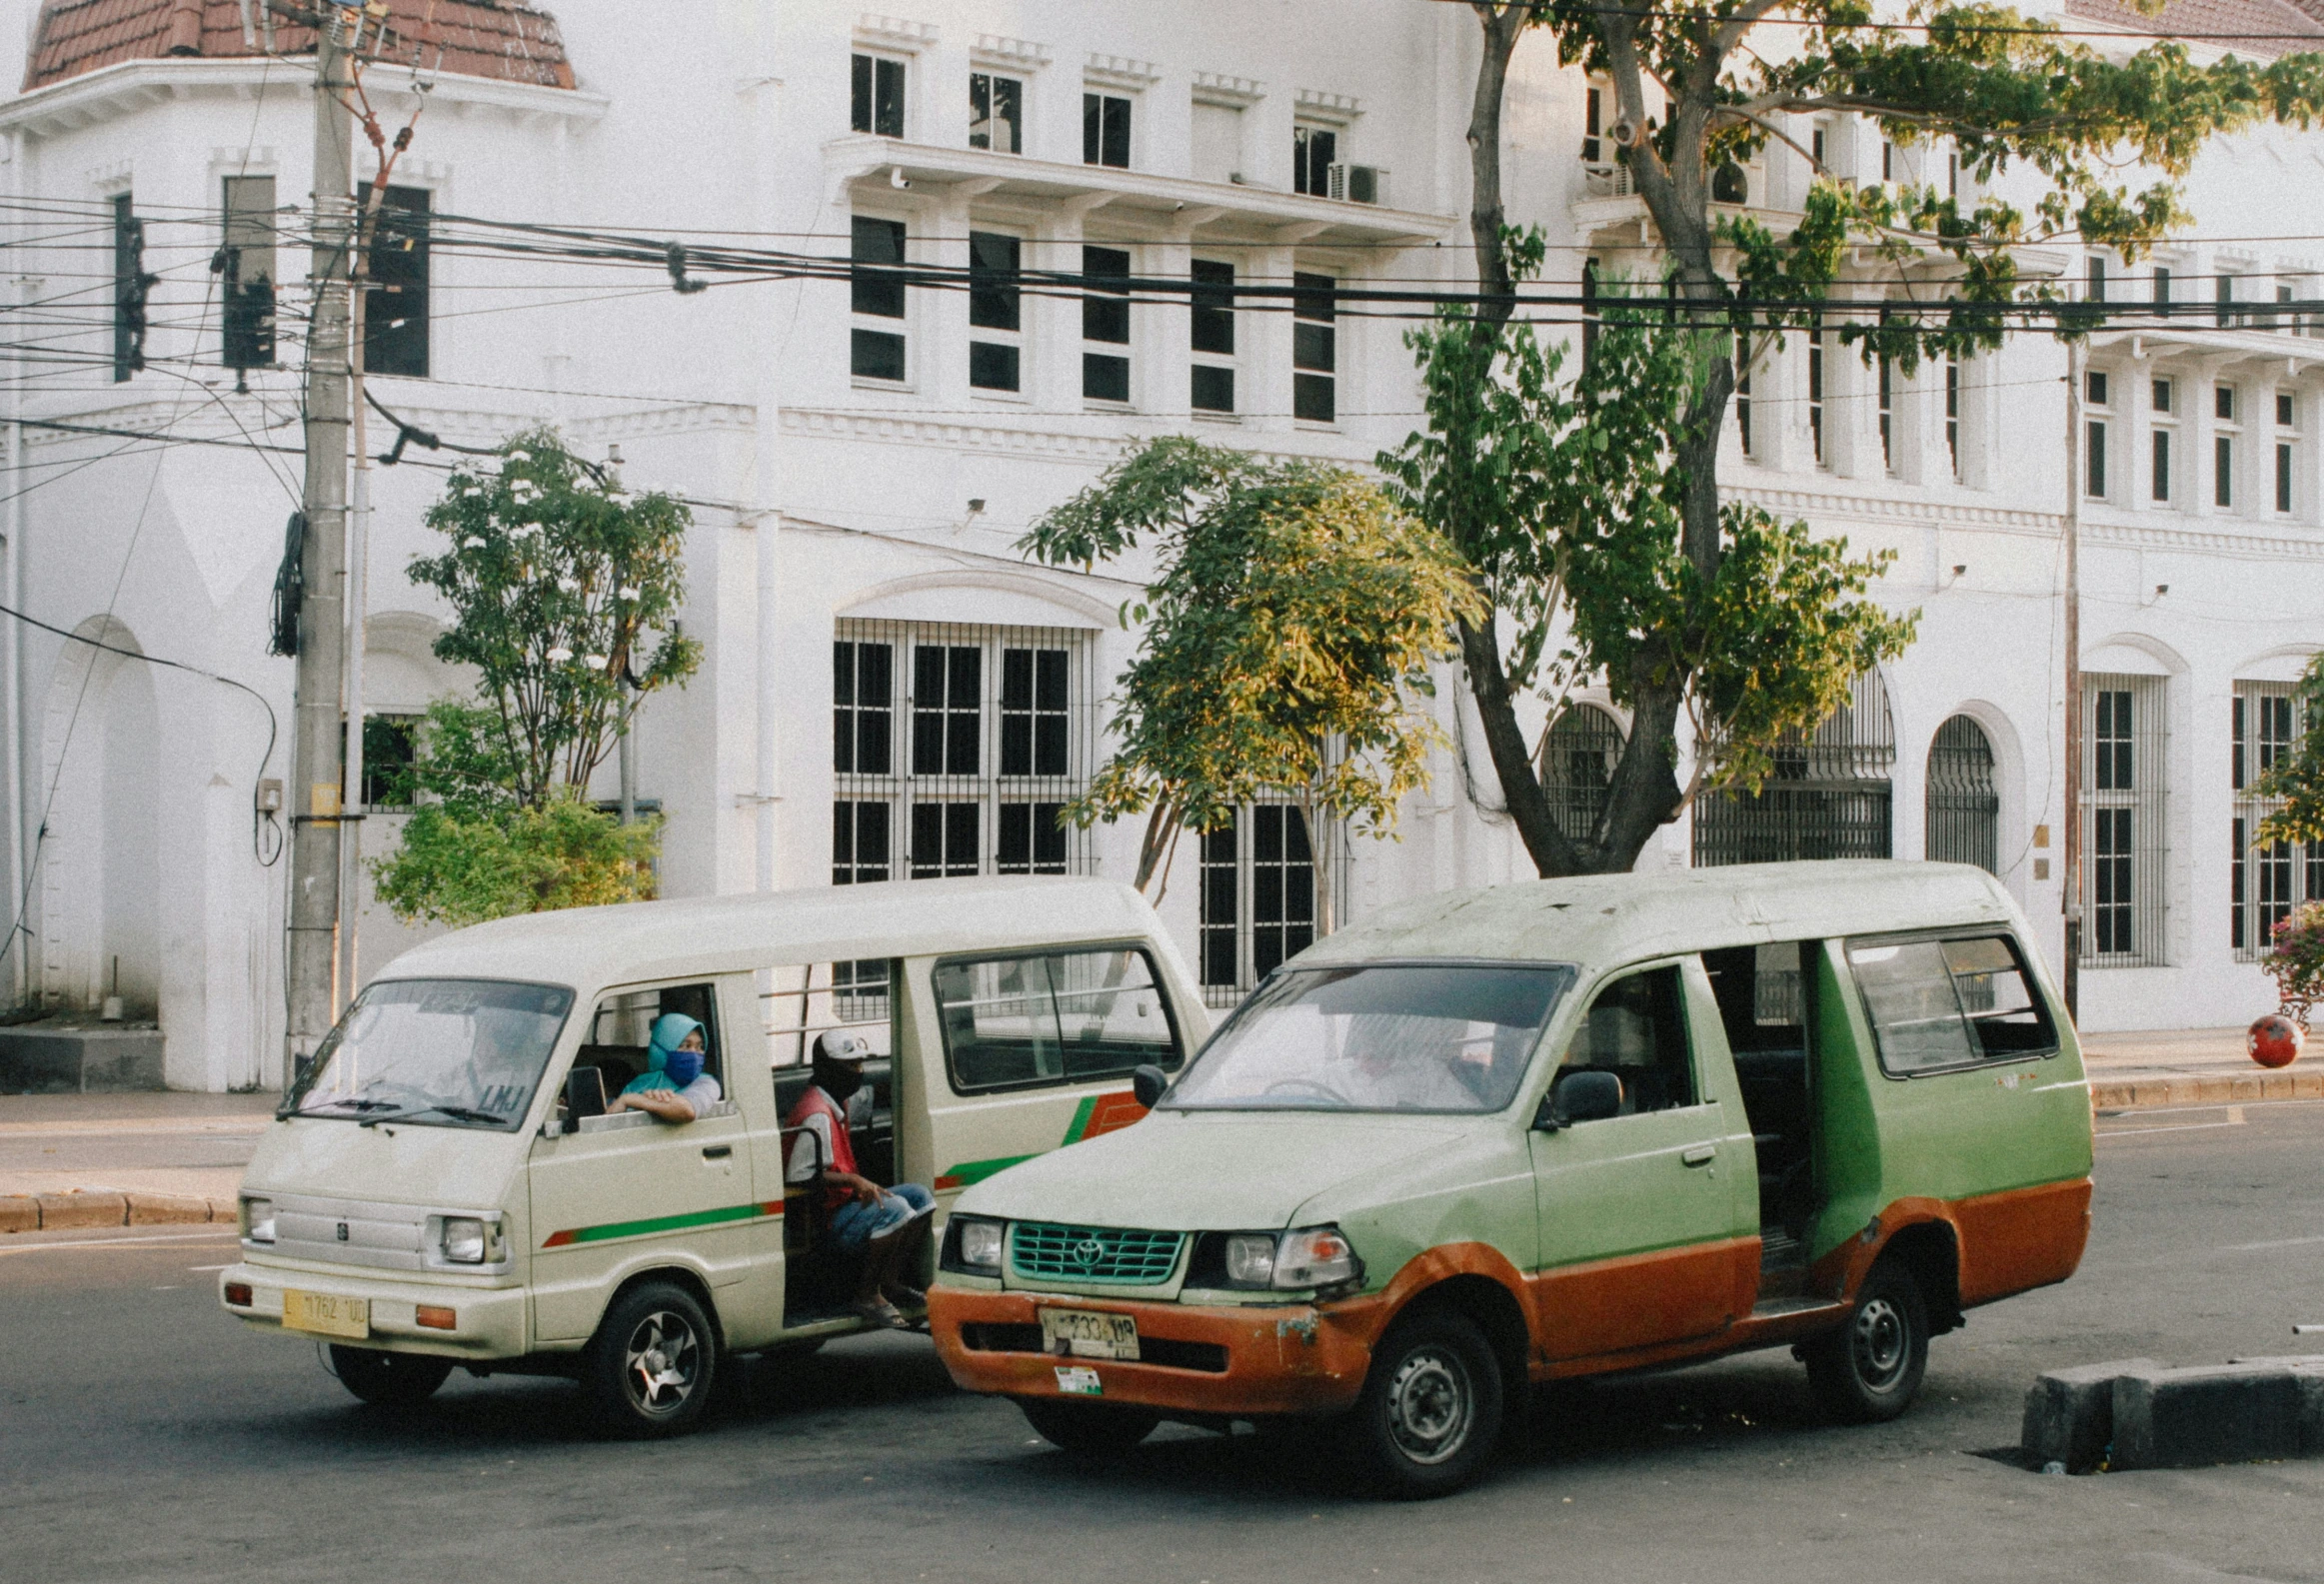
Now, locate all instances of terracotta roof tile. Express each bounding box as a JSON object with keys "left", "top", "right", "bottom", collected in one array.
[
  {"left": 2064, "top": 0, "right": 2324, "bottom": 55},
  {"left": 25, "top": 0, "right": 575, "bottom": 93}
]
